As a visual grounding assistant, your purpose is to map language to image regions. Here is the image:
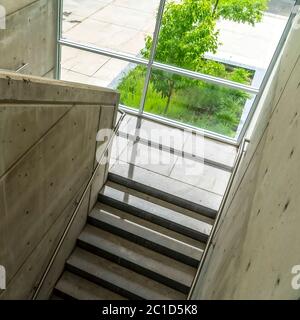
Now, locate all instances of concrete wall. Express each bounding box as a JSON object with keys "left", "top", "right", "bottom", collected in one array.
[
  {"left": 0, "top": 72, "right": 119, "bottom": 299},
  {"left": 192, "top": 14, "right": 300, "bottom": 300},
  {"left": 0, "top": 0, "right": 57, "bottom": 77}
]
